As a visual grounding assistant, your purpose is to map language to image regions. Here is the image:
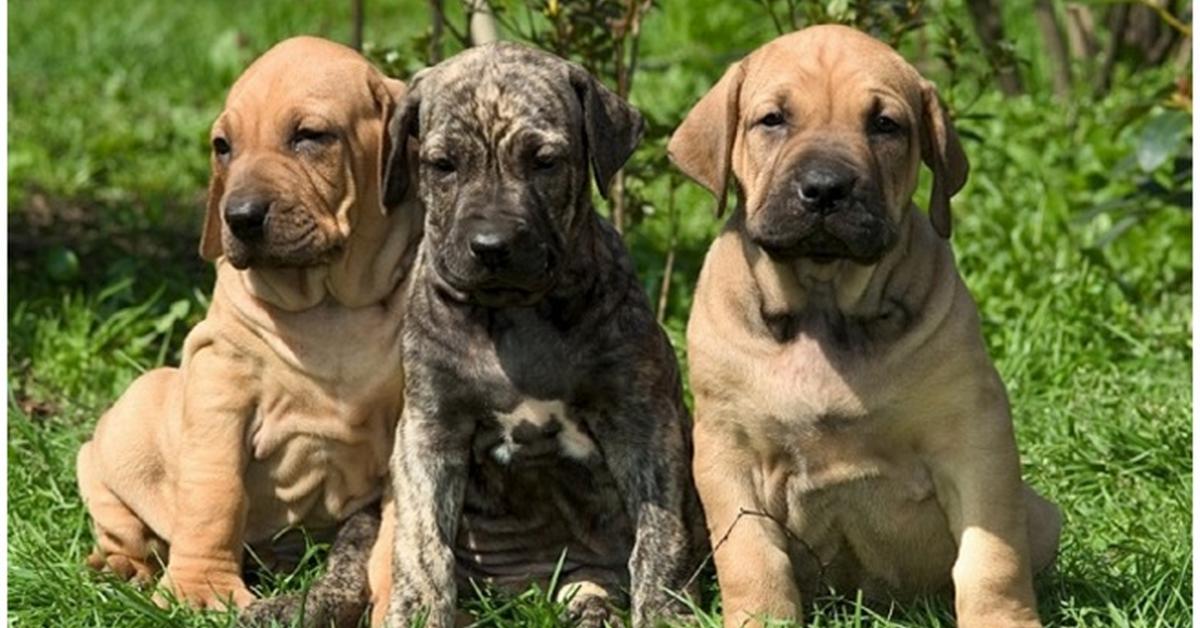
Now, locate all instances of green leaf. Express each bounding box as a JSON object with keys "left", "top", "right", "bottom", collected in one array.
[
  {"left": 45, "top": 246, "right": 79, "bottom": 283},
  {"left": 1136, "top": 110, "right": 1190, "bottom": 173}
]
